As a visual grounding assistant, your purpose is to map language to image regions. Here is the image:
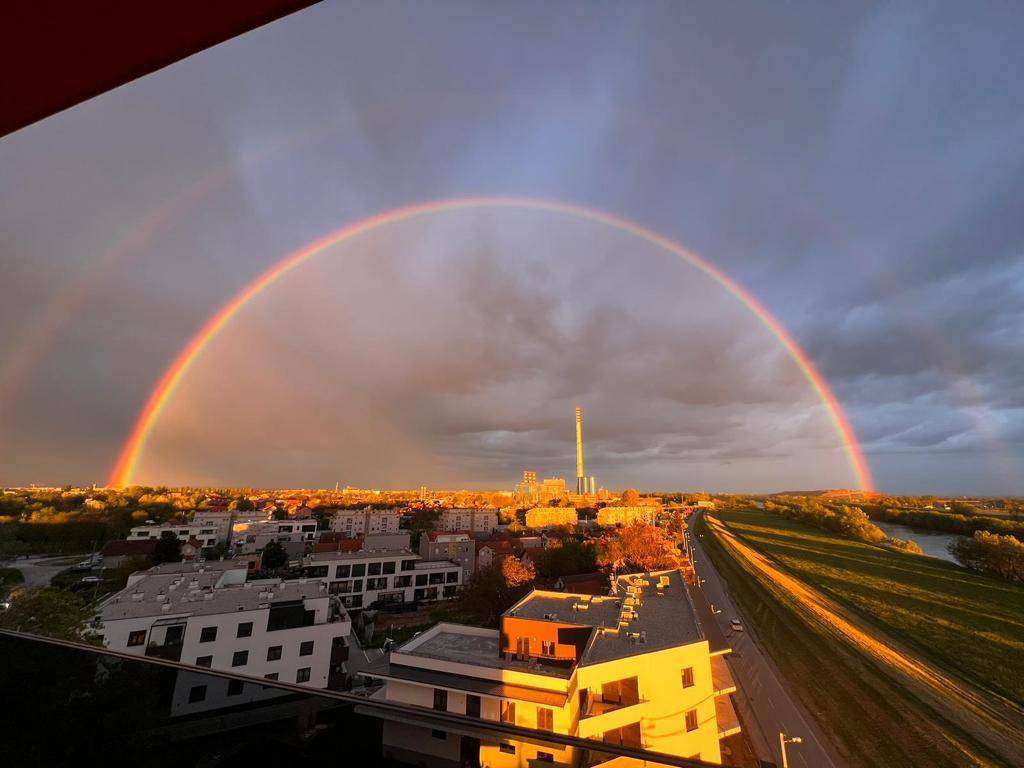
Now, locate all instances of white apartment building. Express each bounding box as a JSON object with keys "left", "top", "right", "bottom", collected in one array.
[
  {"left": 128, "top": 510, "right": 234, "bottom": 548},
  {"left": 94, "top": 561, "right": 351, "bottom": 707},
  {"left": 303, "top": 548, "right": 462, "bottom": 610},
  {"left": 329, "top": 508, "right": 403, "bottom": 537},
  {"left": 439, "top": 508, "right": 498, "bottom": 534},
  {"left": 231, "top": 517, "right": 318, "bottom": 554},
  {"left": 364, "top": 570, "right": 739, "bottom": 768}
]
